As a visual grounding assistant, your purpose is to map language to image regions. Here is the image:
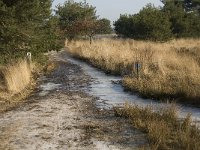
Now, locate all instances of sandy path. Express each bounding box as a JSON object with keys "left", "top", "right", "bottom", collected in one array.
[
  {"left": 0, "top": 51, "right": 147, "bottom": 150},
  {"left": 0, "top": 93, "right": 94, "bottom": 150}
]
